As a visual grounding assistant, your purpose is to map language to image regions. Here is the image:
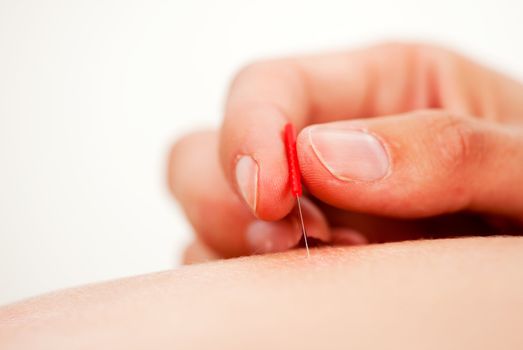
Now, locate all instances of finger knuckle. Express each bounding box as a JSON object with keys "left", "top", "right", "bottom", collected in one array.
[
  {"left": 232, "top": 60, "right": 282, "bottom": 86},
  {"left": 417, "top": 44, "right": 468, "bottom": 77},
  {"left": 372, "top": 42, "right": 464, "bottom": 79},
  {"left": 373, "top": 41, "right": 455, "bottom": 60},
  {"left": 429, "top": 113, "right": 482, "bottom": 173}
]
